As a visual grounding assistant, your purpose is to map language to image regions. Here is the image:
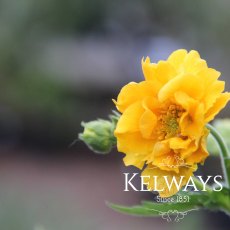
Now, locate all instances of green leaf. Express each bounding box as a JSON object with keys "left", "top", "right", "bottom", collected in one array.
[
  {"left": 106, "top": 202, "right": 160, "bottom": 216},
  {"left": 106, "top": 192, "right": 209, "bottom": 217},
  {"left": 208, "top": 187, "right": 230, "bottom": 215}
]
